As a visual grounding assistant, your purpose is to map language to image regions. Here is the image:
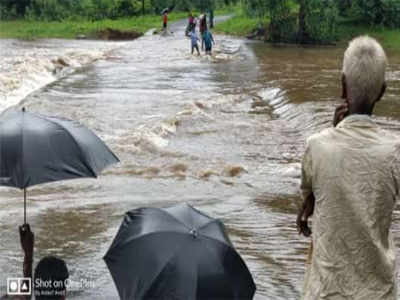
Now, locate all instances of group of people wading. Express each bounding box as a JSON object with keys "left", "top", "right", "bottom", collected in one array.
[
  {"left": 161, "top": 9, "right": 215, "bottom": 56},
  {"left": 186, "top": 12, "right": 215, "bottom": 56}
]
